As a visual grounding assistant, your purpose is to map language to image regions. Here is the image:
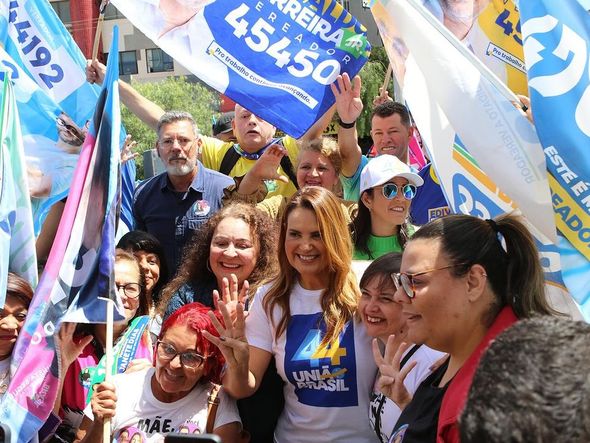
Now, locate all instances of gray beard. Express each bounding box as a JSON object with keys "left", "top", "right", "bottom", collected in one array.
[{"left": 165, "top": 159, "right": 196, "bottom": 176}]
